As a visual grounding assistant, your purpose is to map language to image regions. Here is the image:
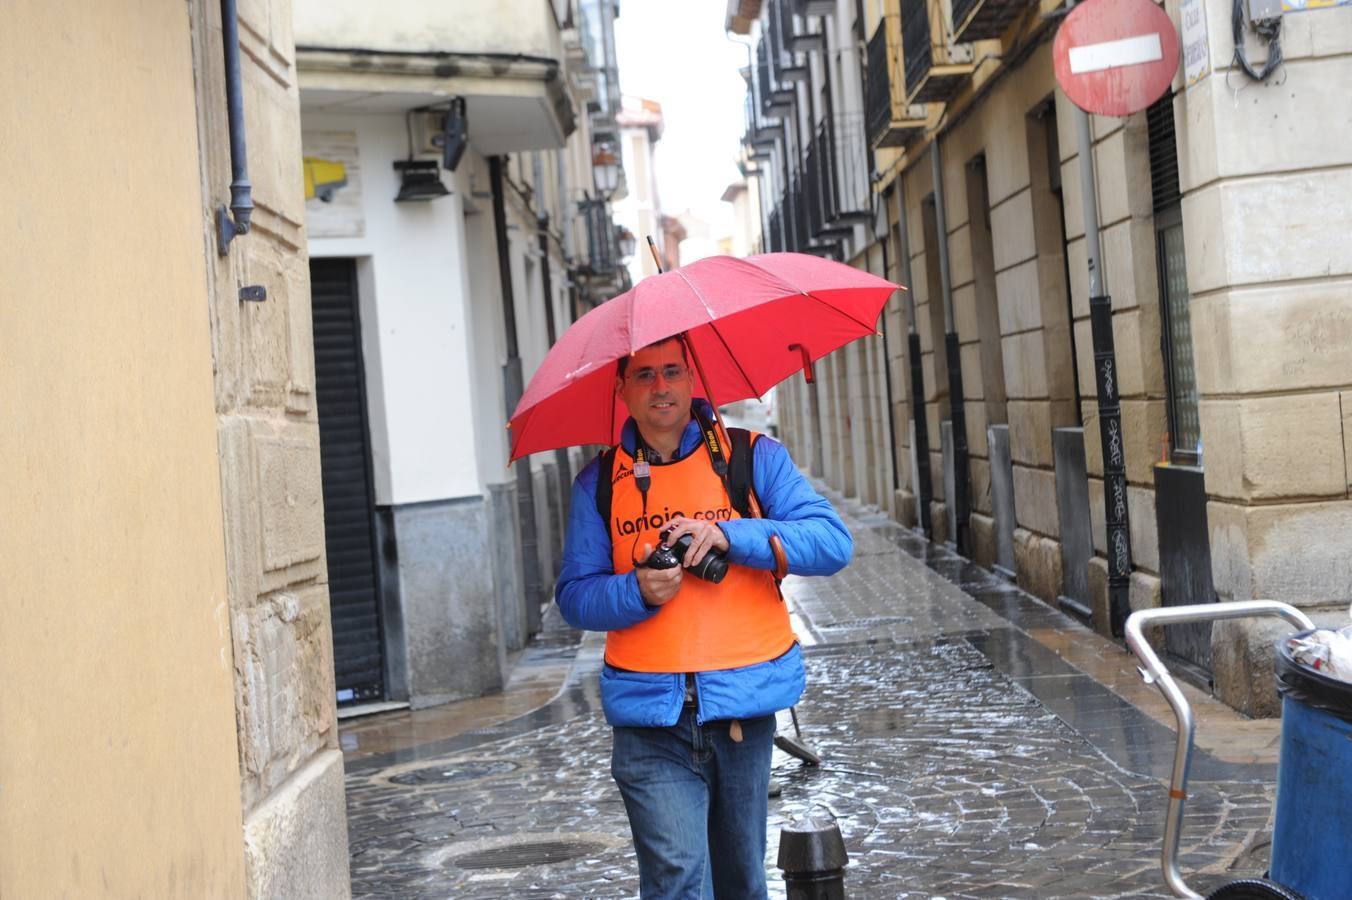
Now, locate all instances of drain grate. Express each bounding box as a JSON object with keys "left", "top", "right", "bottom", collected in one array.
[
  {"left": 388, "top": 760, "right": 519, "bottom": 785},
  {"left": 453, "top": 839, "right": 608, "bottom": 870}
]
